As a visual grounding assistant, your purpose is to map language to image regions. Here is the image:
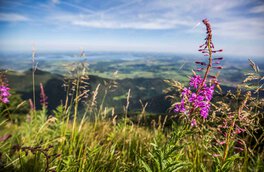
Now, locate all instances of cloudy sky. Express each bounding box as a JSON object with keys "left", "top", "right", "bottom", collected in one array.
[{"left": 0, "top": 0, "right": 264, "bottom": 57}]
